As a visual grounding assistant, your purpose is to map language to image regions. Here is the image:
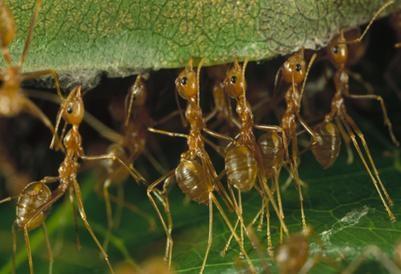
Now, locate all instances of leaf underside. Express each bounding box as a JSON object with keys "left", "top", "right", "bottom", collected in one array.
[{"left": 4, "top": 0, "right": 401, "bottom": 78}]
